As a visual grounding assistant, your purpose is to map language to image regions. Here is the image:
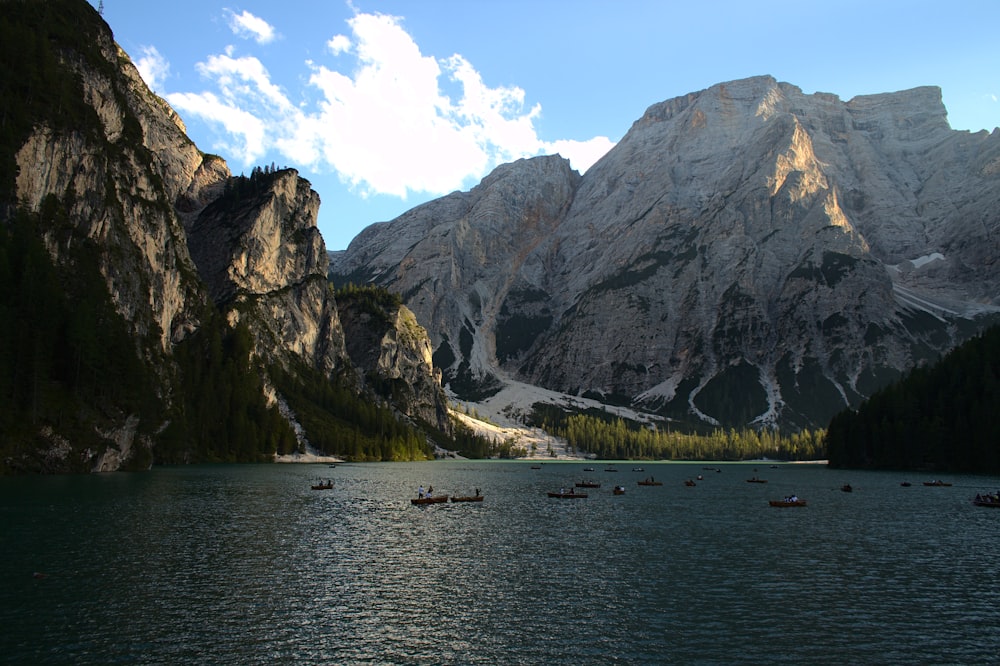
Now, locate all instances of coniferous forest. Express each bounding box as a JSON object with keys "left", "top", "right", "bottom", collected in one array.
[
  {"left": 530, "top": 404, "right": 825, "bottom": 461},
  {"left": 825, "top": 325, "right": 1000, "bottom": 472}
]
